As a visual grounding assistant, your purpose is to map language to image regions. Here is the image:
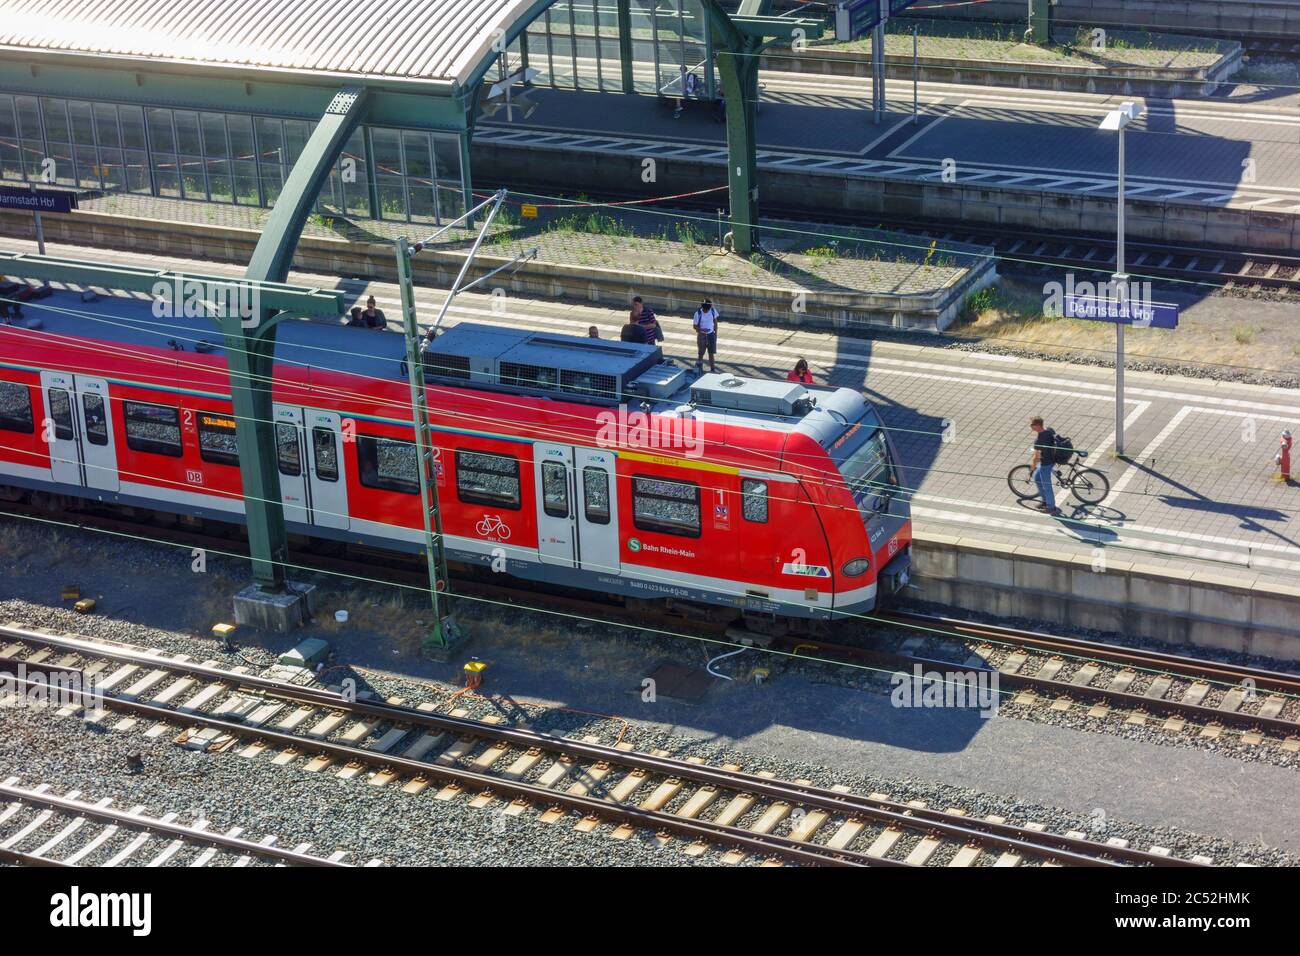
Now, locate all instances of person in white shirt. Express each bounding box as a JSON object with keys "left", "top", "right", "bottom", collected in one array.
[{"left": 693, "top": 299, "right": 719, "bottom": 372}]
